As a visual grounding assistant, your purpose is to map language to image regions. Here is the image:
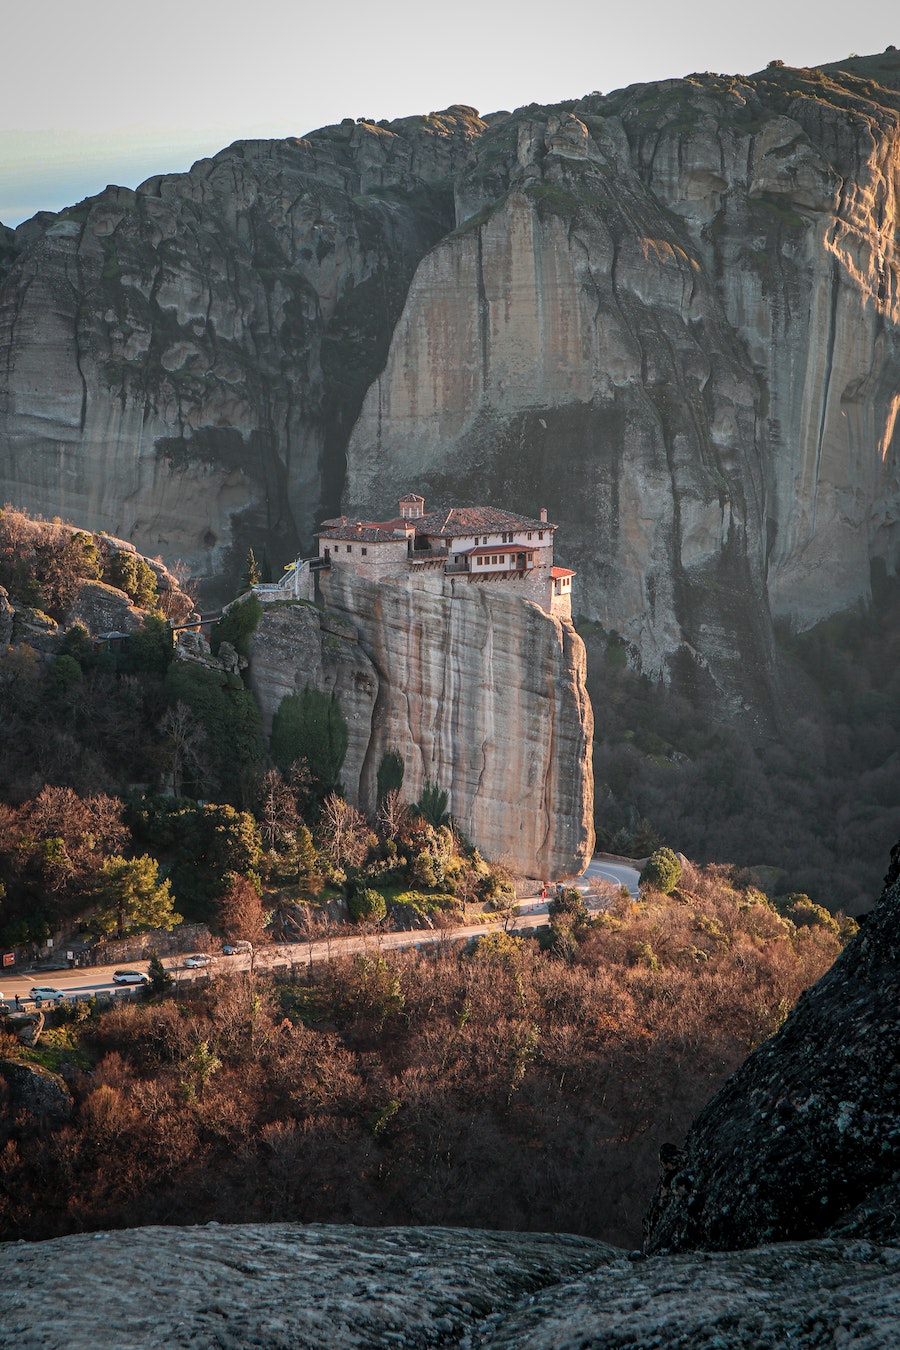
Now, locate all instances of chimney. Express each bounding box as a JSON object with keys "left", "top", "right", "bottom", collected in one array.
[
  {"left": 356, "top": 520, "right": 363, "bottom": 532},
  {"left": 539, "top": 507, "right": 548, "bottom": 523}
]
